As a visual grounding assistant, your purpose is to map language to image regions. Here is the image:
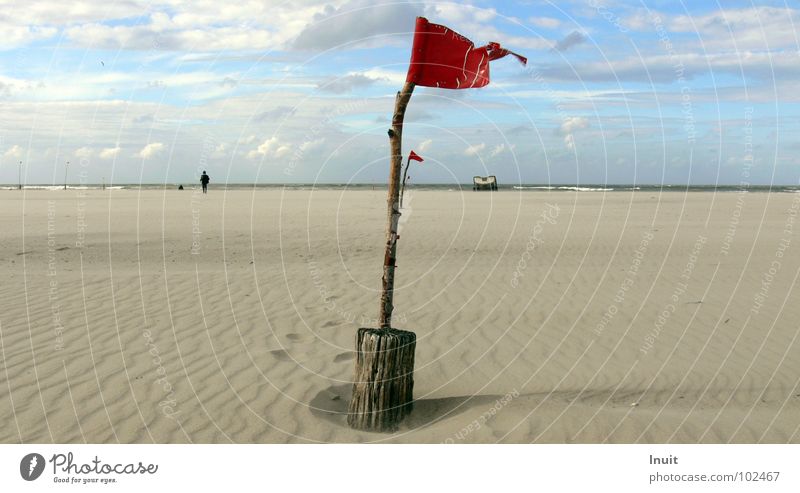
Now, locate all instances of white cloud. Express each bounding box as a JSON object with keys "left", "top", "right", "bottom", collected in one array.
[
  {"left": 1, "top": 0, "right": 146, "bottom": 27},
  {"left": 75, "top": 146, "right": 93, "bottom": 158},
  {"left": 293, "top": 0, "right": 423, "bottom": 50},
  {"left": 560, "top": 116, "right": 589, "bottom": 134},
  {"left": 361, "top": 68, "right": 407, "bottom": 87},
  {"left": 432, "top": 4, "right": 553, "bottom": 51},
  {"left": 299, "top": 138, "right": 325, "bottom": 153},
  {"left": 248, "top": 136, "right": 291, "bottom": 160},
  {"left": 433, "top": 4, "right": 497, "bottom": 26},
  {"left": 3, "top": 144, "right": 23, "bottom": 159},
  {"left": 490, "top": 143, "right": 514, "bottom": 157},
  {"left": 418, "top": 139, "right": 432, "bottom": 152},
  {"left": 211, "top": 143, "right": 228, "bottom": 158},
  {"left": 99, "top": 147, "right": 121, "bottom": 159},
  {"left": 669, "top": 7, "right": 800, "bottom": 51},
  {"left": 464, "top": 142, "right": 486, "bottom": 156},
  {"left": 0, "top": 25, "right": 57, "bottom": 50},
  {"left": 138, "top": 142, "right": 165, "bottom": 159},
  {"left": 317, "top": 74, "right": 385, "bottom": 94},
  {"left": 66, "top": 22, "right": 280, "bottom": 51},
  {"left": 530, "top": 17, "right": 561, "bottom": 29},
  {"left": 59, "top": 2, "right": 323, "bottom": 51},
  {"left": 534, "top": 48, "right": 800, "bottom": 84},
  {"left": 560, "top": 117, "right": 589, "bottom": 150}
]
